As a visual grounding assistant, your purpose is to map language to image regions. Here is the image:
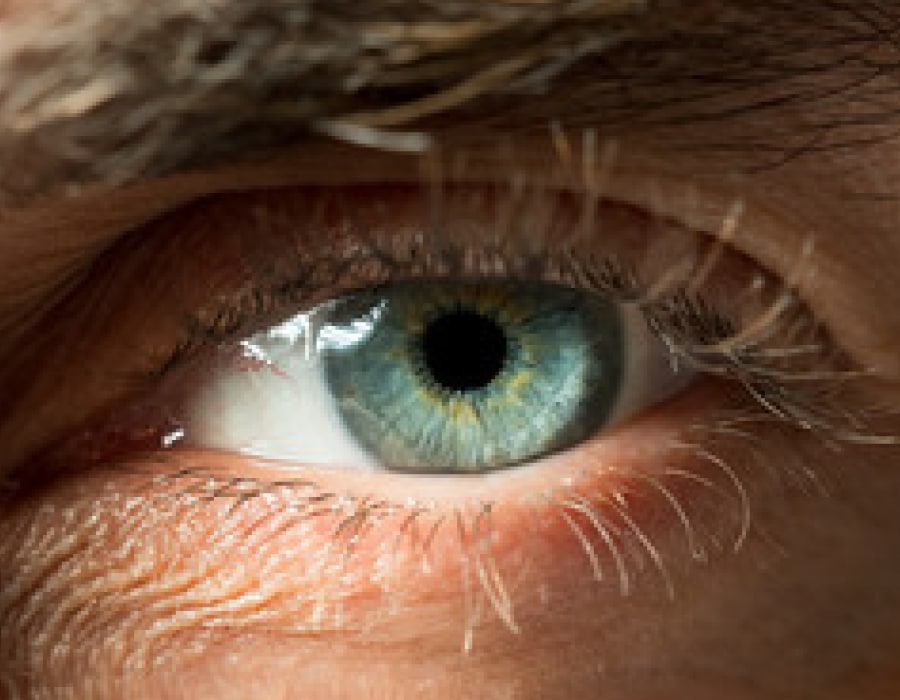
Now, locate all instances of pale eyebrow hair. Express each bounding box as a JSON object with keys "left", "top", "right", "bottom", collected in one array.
[{"left": 0, "top": 0, "right": 896, "bottom": 208}]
